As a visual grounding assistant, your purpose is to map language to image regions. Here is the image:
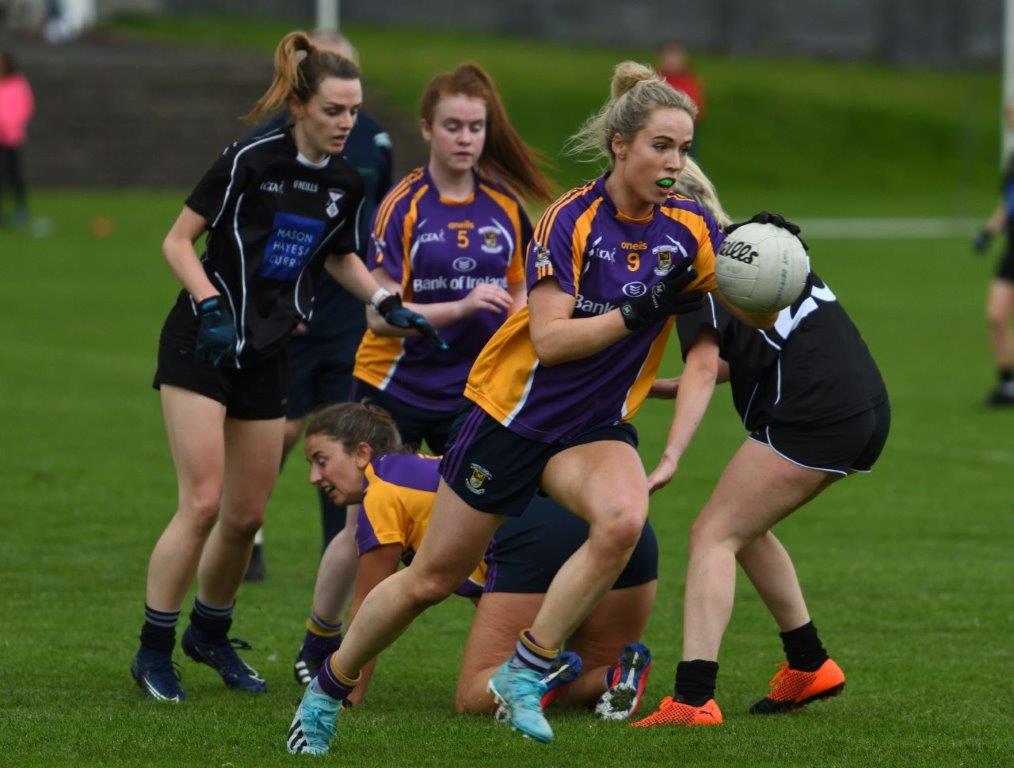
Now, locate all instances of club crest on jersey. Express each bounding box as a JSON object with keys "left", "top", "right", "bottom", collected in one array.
[
  {"left": 465, "top": 463, "right": 493, "bottom": 495},
  {"left": 479, "top": 226, "right": 503, "bottom": 255},
  {"left": 325, "top": 189, "right": 344, "bottom": 219},
  {"left": 654, "top": 242, "right": 689, "bottom": 275}
]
